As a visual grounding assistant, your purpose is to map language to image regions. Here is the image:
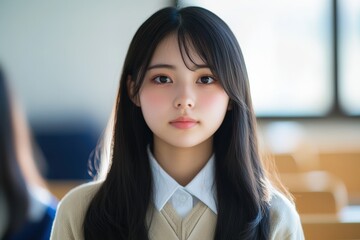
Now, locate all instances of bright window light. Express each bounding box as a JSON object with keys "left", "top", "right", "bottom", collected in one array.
[
  {"left": 179, "top": 0, "right": 333, "bottom": 117},
  {"left": 338, "top": 0, "right": 360, "bottom": 115}
]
